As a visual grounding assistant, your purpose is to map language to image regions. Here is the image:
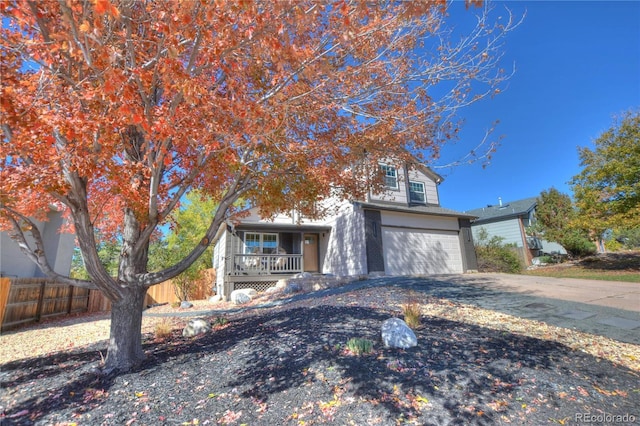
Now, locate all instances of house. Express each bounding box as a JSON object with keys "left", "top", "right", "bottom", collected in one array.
[
  {"left": 213, "top": 161, "right": 478, "bottom": 299},
  {"left": 465, "top": 197, "right": 566, "bottom": 265},
  {"left": 0, "top": 207, "right": 75, "bottom": 278}
]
